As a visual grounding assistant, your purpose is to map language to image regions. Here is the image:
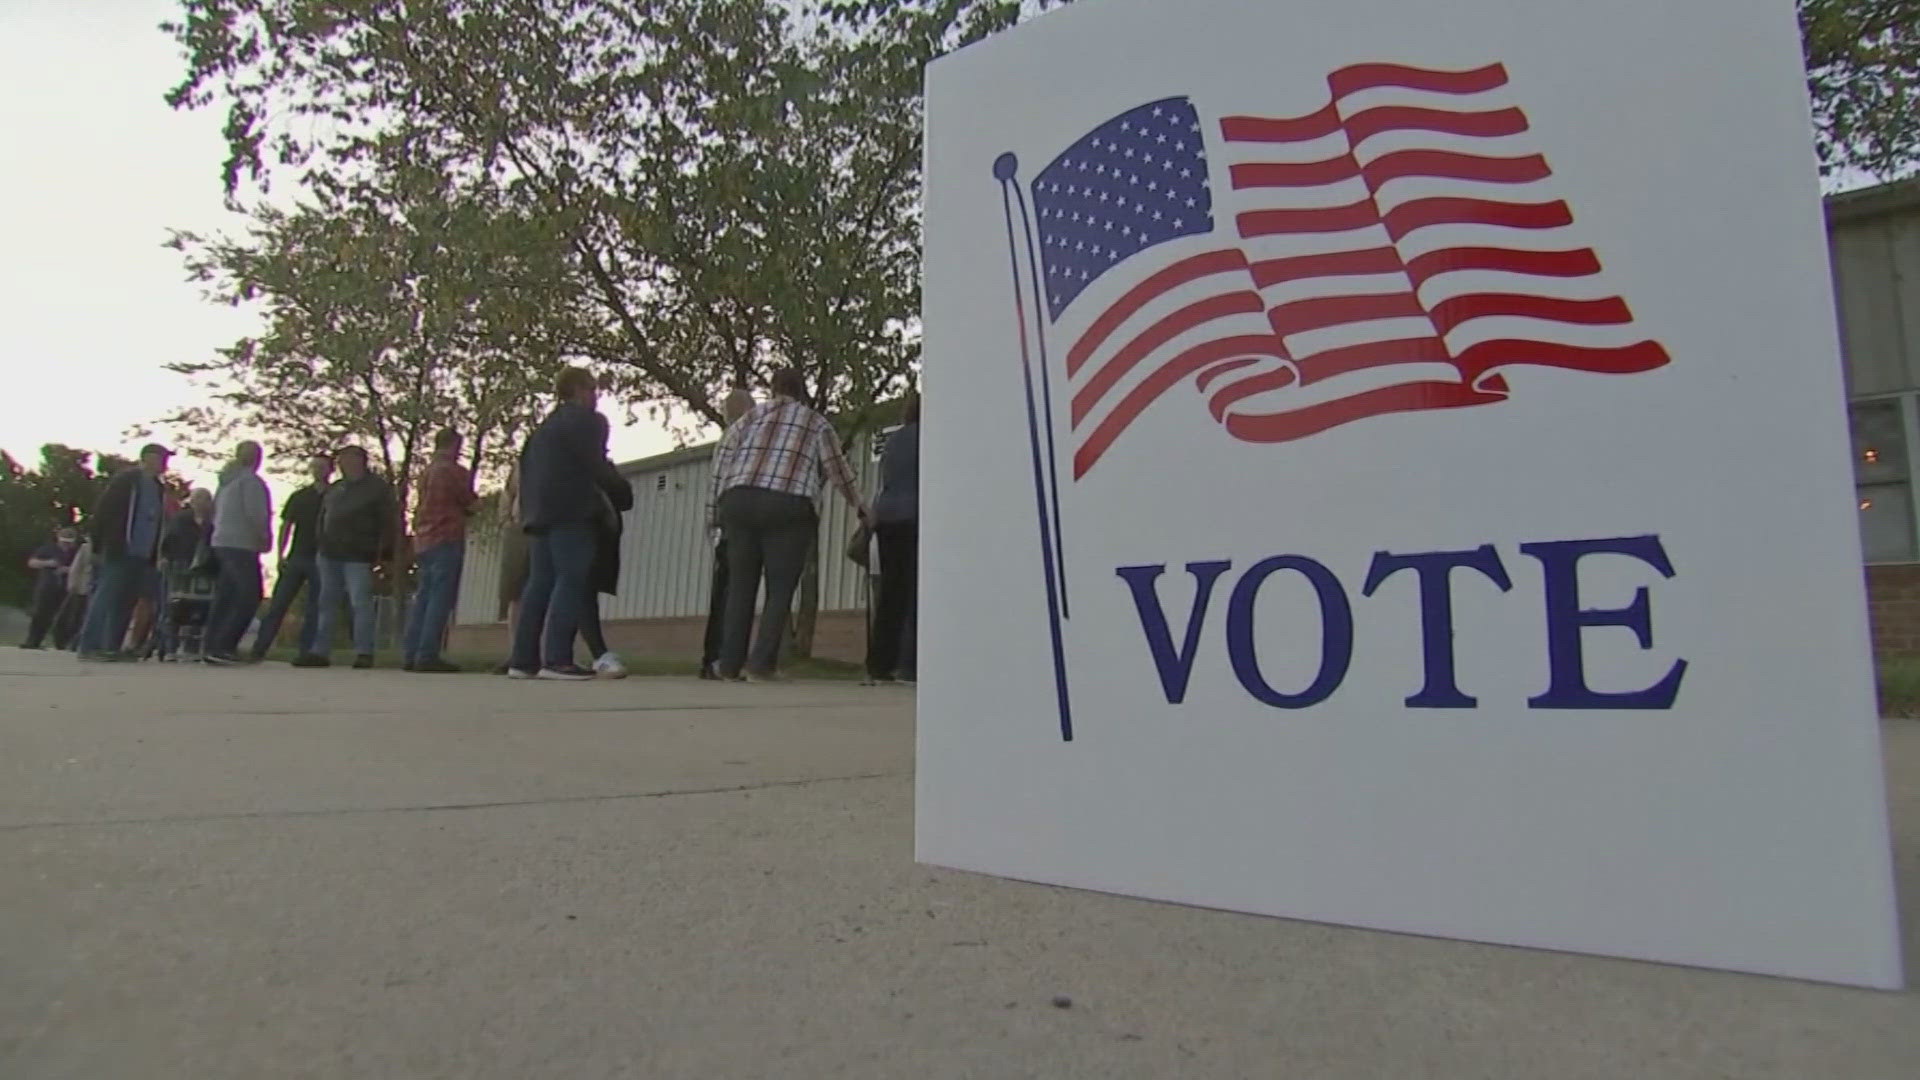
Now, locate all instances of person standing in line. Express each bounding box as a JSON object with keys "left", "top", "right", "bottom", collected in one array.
[
  {"left": 699, "top": 387, "right": 756, "bottom": 680},
  {"left": 76, "top": 443, "right": 172, "bottom": 661},
  {"left": 403, "top": 429, "right": 478, "bottom": 673},
  {"left": 710, "top": 369, "right": 870, "bottom": 682},
  {"left": 55, "top": 535, "right": 94, "bottom": 651},
  {"left": 20, "top": 527, "right": 77, "bottom": 649},
  {"left": 157, "top": 488, "right": 218, "bottom": 661},
  {"left": 491, "top": 463, "right": 528, "bottom": 675},
  {"left": 578, "top": 481, "right": 634, "bottom": 679},
  {"left": 866, "top": 393, "right": 920, "bottom": 685},
  {"left": 204, "top": 441, "right": 273, "bottom": 664},
  {"left": 303, "top": 445, "right": 394, "bottom": 669},
  {"left": 508, "top": 367, "right": 630, "bottom": 681},
  {"left": 249, "top": 452, "right": 333, "bottom": 662}
]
